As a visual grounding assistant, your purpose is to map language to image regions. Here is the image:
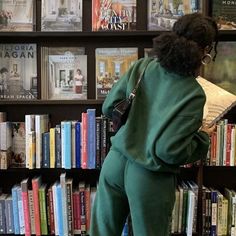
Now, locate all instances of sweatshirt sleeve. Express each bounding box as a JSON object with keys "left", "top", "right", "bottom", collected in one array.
[{"left": 155, "top": 93, "right": 210, "bottom": 166}]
